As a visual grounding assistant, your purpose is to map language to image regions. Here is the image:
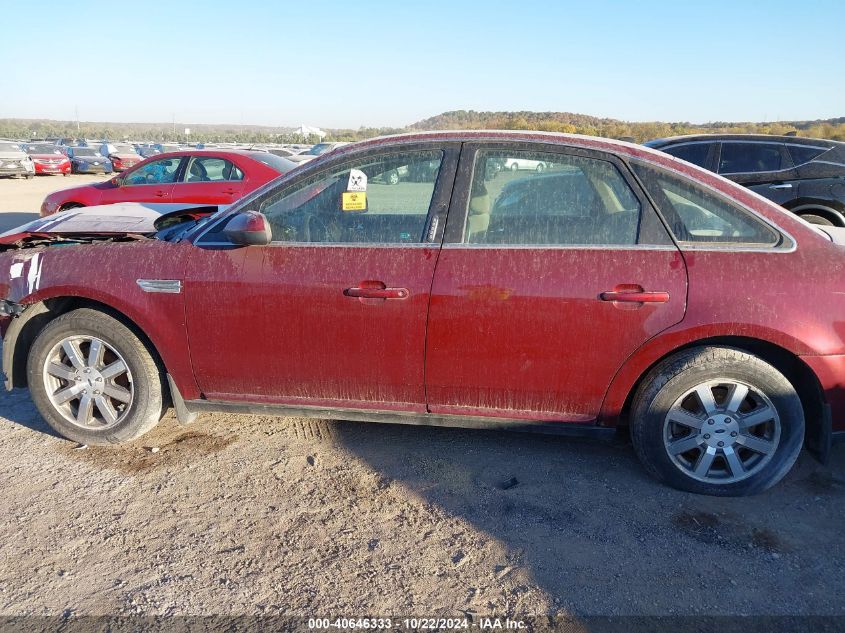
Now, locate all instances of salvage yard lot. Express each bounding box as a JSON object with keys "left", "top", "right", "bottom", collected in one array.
[{"left": 1, "top": 179, "right": 845, "bottom": 618}]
